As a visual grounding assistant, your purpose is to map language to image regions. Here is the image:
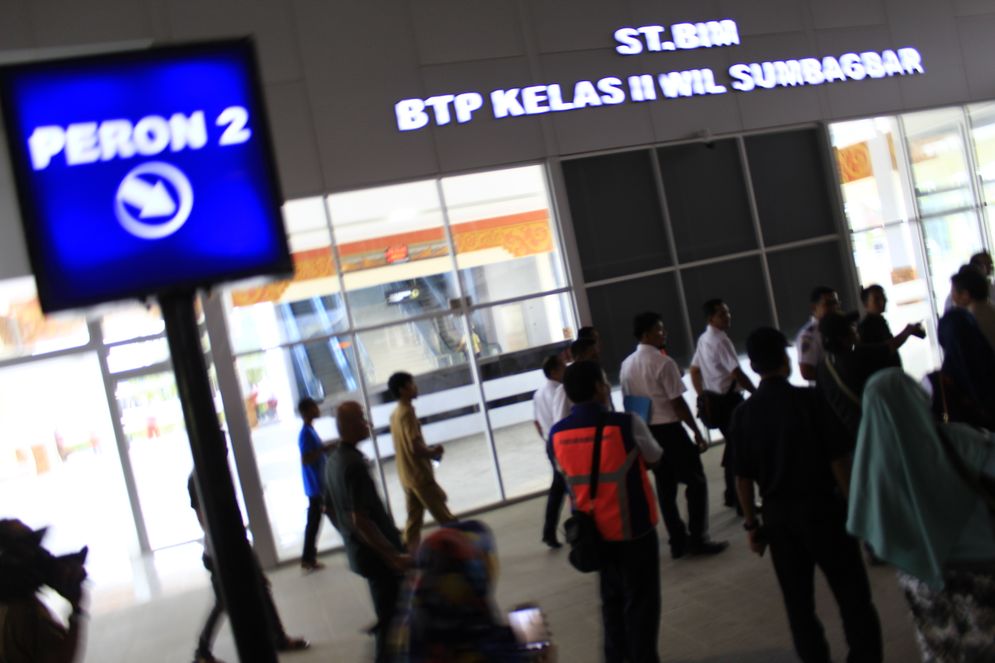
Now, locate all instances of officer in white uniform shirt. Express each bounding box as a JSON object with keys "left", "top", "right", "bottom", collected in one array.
[
  {"left": 552, "top": 337, "right": 602, "bottom": 422},
  {"left": 689, "top": 299, "right": 756, "bottom": 512},
  {"left": 620, "top": 311, "right": 728, "bottom": 559},
  {"left": 533, "top": 354, "right": 567, "bottom": 548},
  {"left": 943, "top": 251, "right": 995, "bottom": 312},
  {"left": 796, "top": 286, "right": 842, "bottom": 382}
]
